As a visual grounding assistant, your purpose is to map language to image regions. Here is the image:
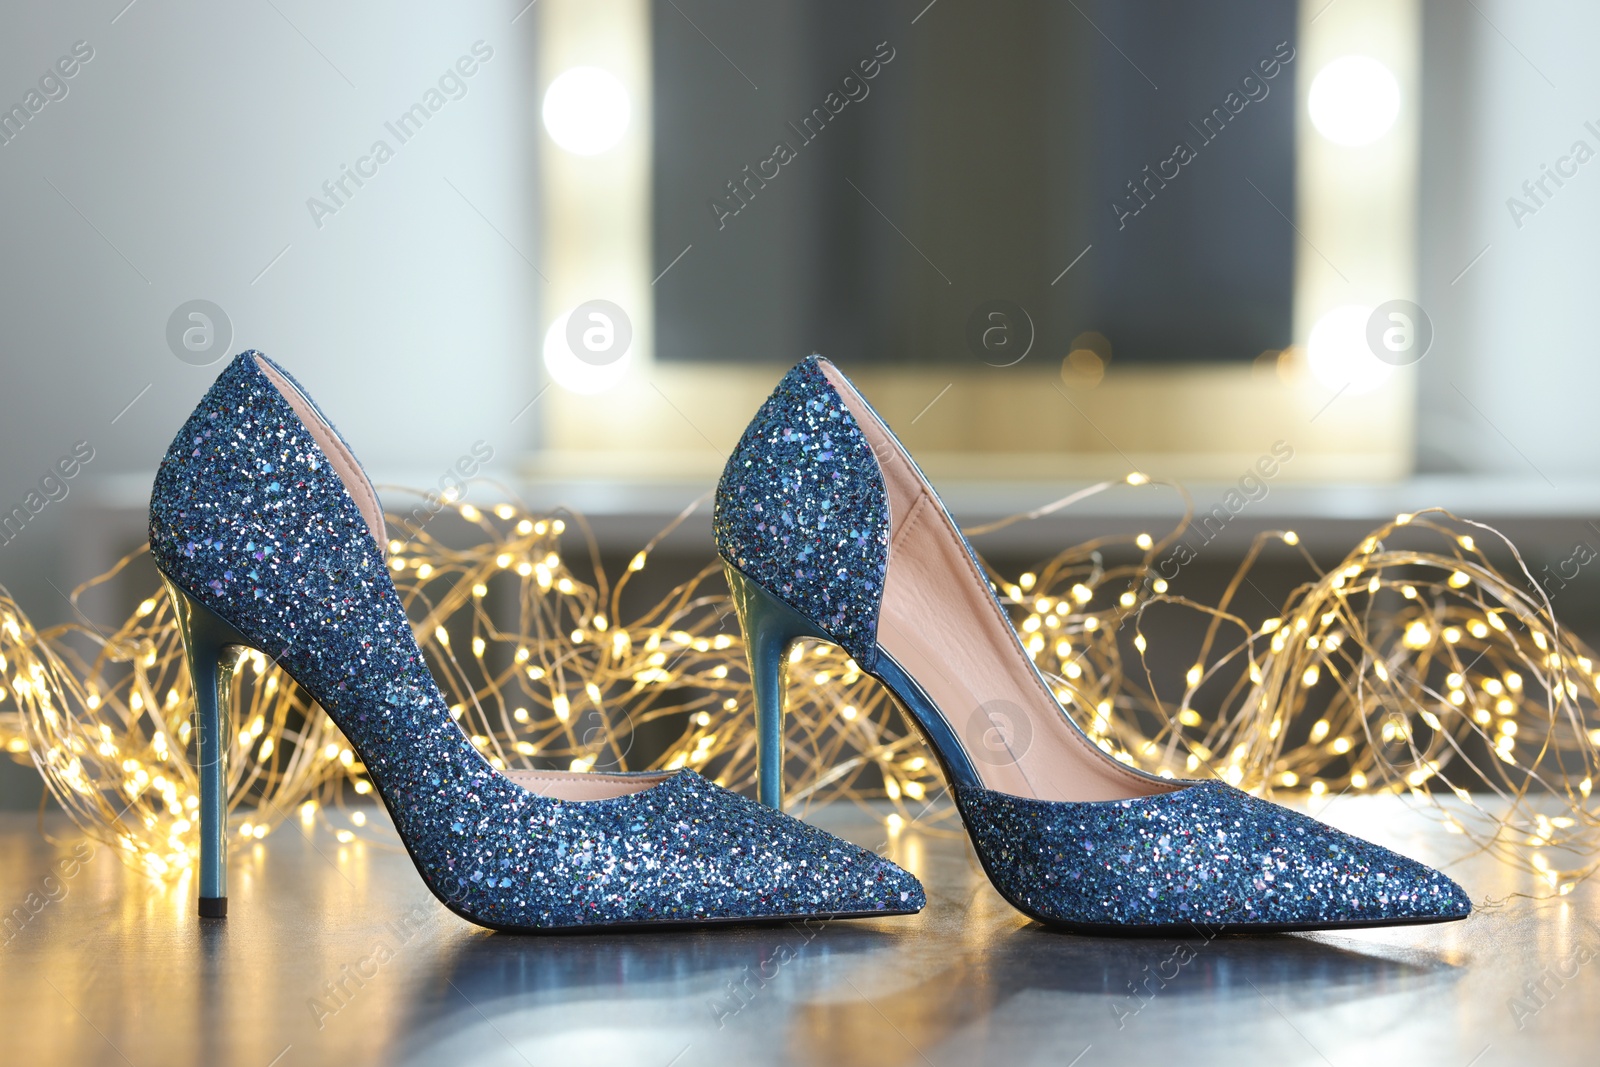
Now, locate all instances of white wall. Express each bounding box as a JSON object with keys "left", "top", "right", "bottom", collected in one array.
[
  {"left": 1418, "top": 0, "right": 1600, "bottom": 480},
  {"left": 0, "top": 0, "right": 543, "bottom": 622}
]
